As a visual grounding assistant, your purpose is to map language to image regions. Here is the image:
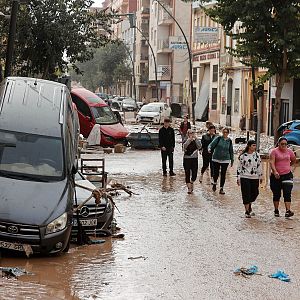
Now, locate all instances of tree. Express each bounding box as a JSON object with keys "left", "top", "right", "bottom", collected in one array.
[
  {"left": 70, "top": 42, "right": 132, "bottom": 92},
  {"left": 1, "top": 0, "right": 114, "bottom": 79},
  {"left": 185, "top": 0, "right": 300, "bottom": 139}
]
